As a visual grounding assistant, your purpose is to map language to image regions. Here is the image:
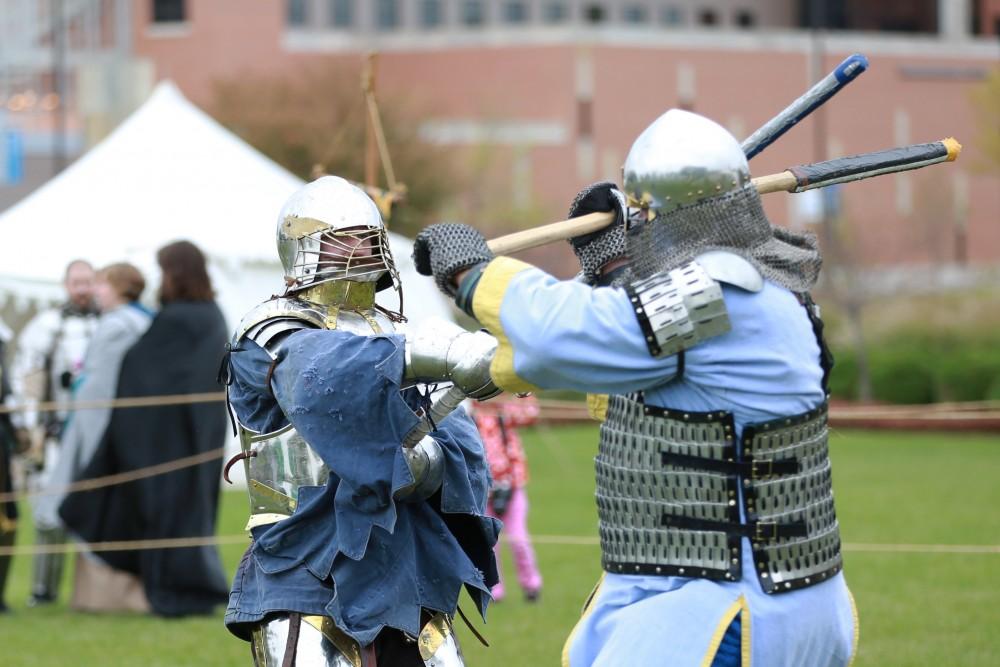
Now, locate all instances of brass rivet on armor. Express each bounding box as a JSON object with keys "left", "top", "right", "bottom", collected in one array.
[
  {"left": 716, "top": 185, "right": 722, "bottom": 191},
  {"left": 758, "top": 563, "right": 765, "bottom": 570},
  {"left": 679, "top": 568, "right": 685, "bottom": 575},
  {"left": 761, "top": 572, "right": 769, "bottom": 578},
  {"left": 684, "top": 414, "right": 690, "bottom": 419},
  {"left": 784, "top": 582, "right": 792, "bottom": 589},
  {"left": 701, "top": 570, "right": 707, "bottom": 576},
  {"left": 656, "top": 566, "right": 662, "bottom": 573},
  {"left": 635, "top": 565, "right": 640, "bottom": 572},
  {"left": 805, "top": 577, "right": 811, "bottom": 584},
  {"left": 728, "top": 500, "right": 736, "bottom": 506},
  {"left": 732, "top": 558, "right": 738, "bottom": 564},
  {"left": 687, "top": 191, "right": 694, "bottom": 196},
  {"left": 697, "top": 190, "right": 704, "bottom": 195}
]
